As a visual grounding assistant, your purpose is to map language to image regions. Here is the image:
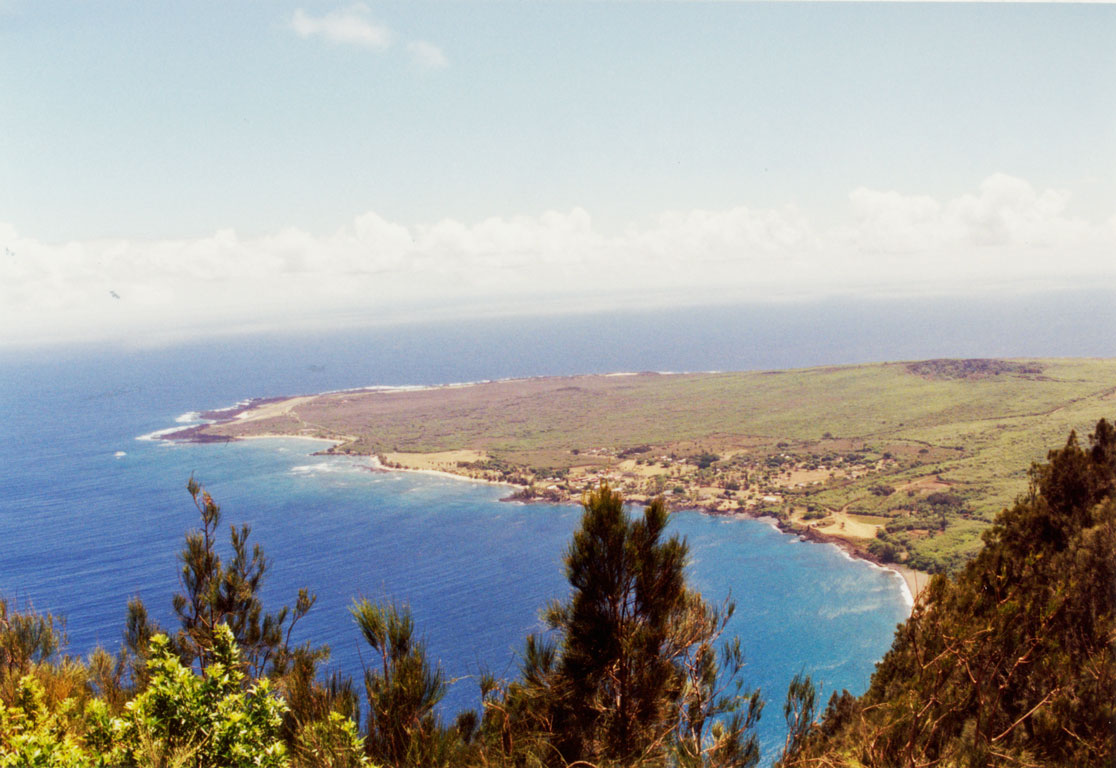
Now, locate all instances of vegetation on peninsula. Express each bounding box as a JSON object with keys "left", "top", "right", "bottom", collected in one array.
[{"left": 174, "top": 358, "right": 1116, "bottom": 574}]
